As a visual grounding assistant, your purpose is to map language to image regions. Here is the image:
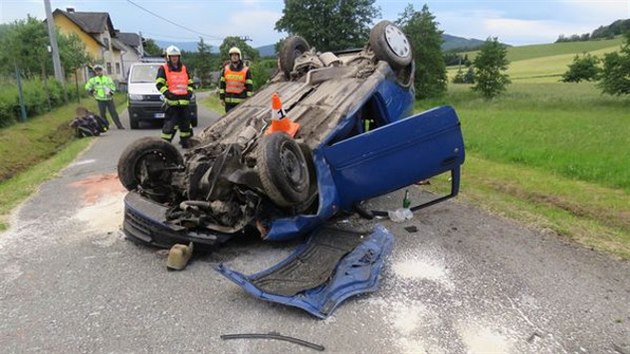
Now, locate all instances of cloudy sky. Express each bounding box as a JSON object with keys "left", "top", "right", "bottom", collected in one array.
[{"left": 1, "top": 0, "right": 628, "bottom": 47}]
